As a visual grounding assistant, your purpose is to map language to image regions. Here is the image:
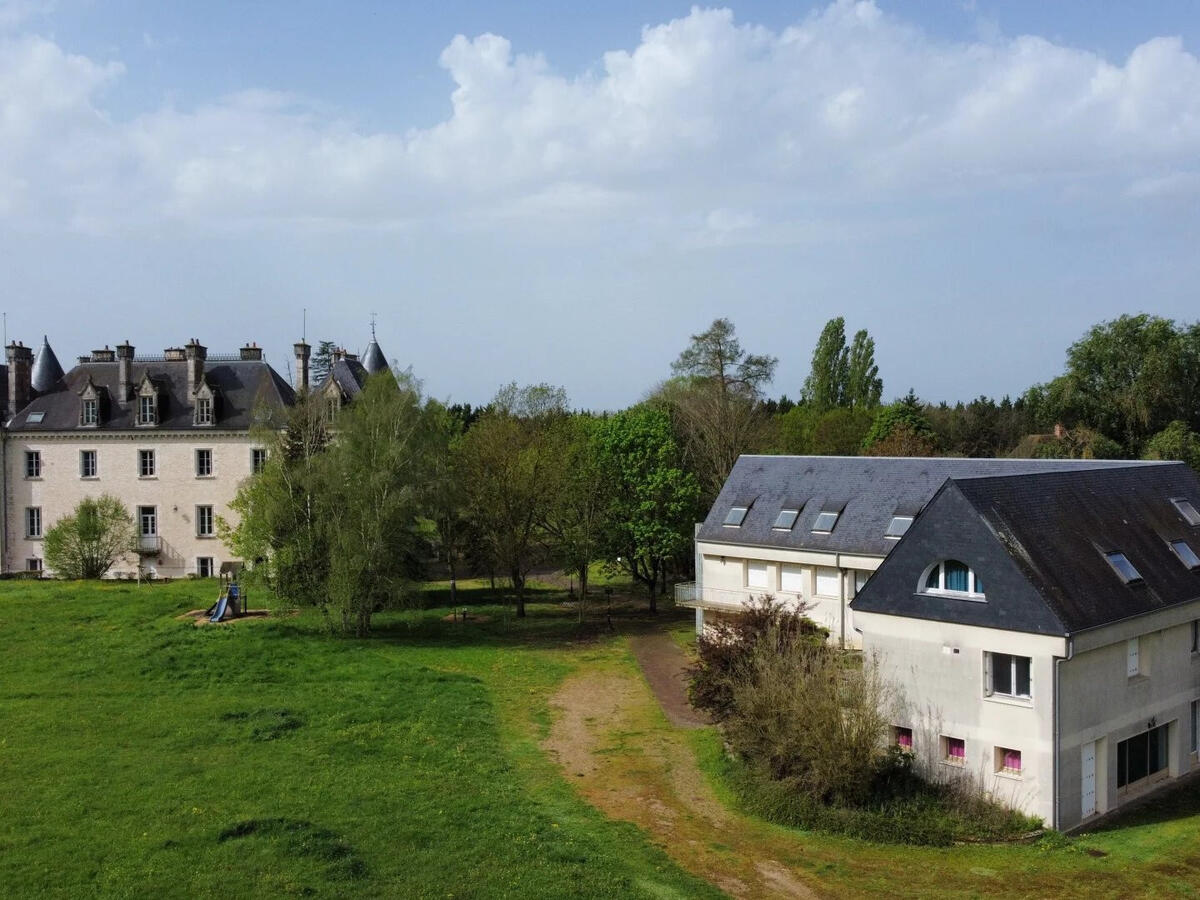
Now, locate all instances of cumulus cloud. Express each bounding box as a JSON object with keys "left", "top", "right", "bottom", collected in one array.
[{"left": 1, "top": 1, "right": 1199, "bottom": 232}]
